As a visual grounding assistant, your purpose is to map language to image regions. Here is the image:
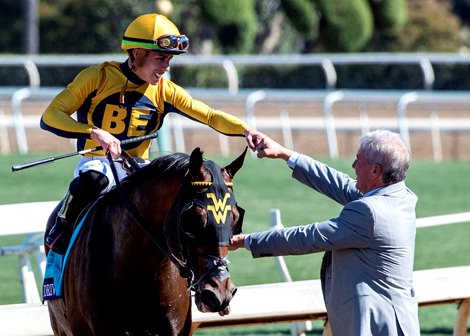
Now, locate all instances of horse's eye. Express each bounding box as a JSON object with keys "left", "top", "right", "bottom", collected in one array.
[{"left": 180, "top": 208, "right": 206, "bottom": 239}]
